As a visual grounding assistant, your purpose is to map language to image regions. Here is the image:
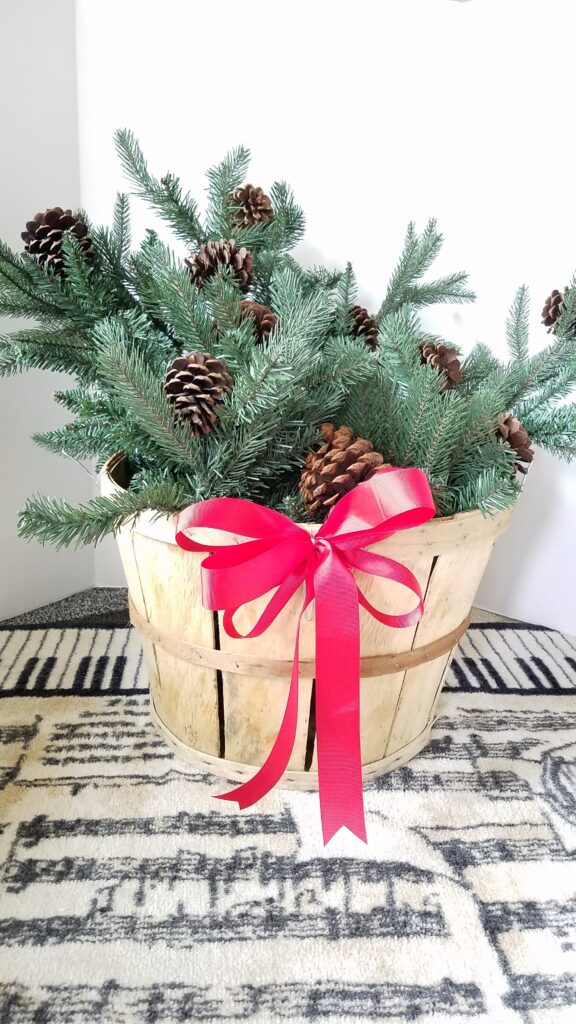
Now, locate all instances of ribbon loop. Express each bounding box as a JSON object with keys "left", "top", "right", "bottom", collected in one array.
[{"left": 176, "top": 466, "right": 435, "bottom": 844}]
